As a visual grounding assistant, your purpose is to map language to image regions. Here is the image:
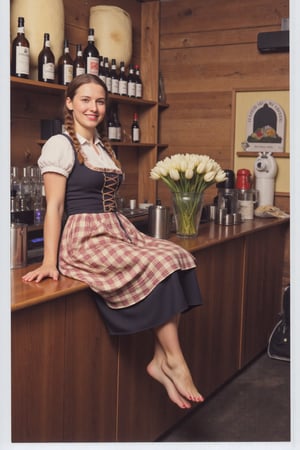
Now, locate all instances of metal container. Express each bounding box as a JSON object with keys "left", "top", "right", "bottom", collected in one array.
[
  {"left": 10, "top": 223, "right": 28, "bottom": 268},
  {"left": 148, "top": 205, "right": 171, "bottom": 239}
]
